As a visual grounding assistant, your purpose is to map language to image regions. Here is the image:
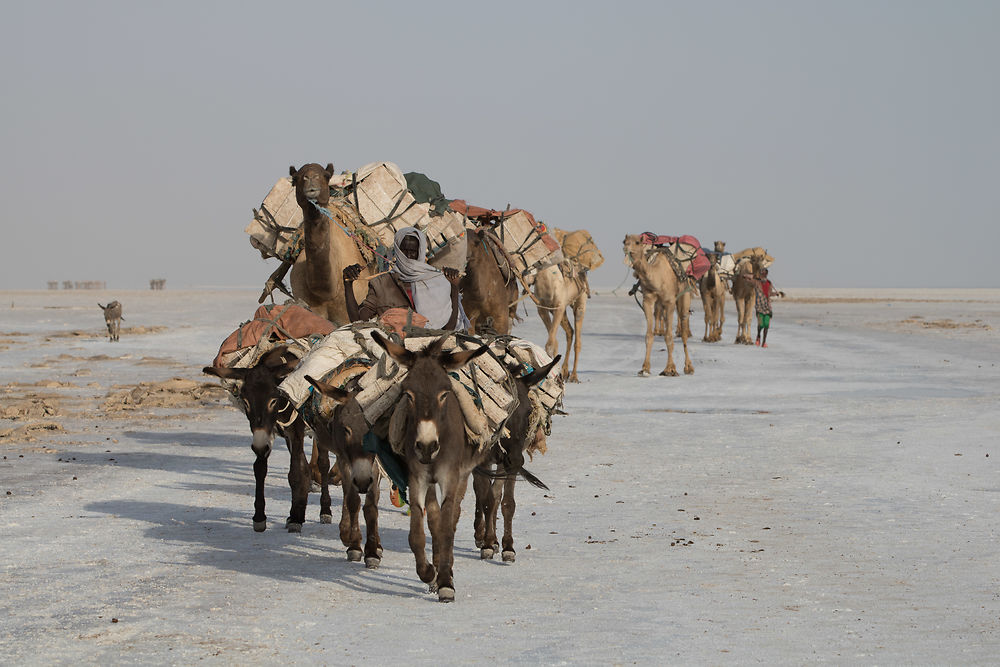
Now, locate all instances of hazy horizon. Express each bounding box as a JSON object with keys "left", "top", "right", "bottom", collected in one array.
[{"left": 3, "top": 1, "right": 998, "bottom": 291}]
